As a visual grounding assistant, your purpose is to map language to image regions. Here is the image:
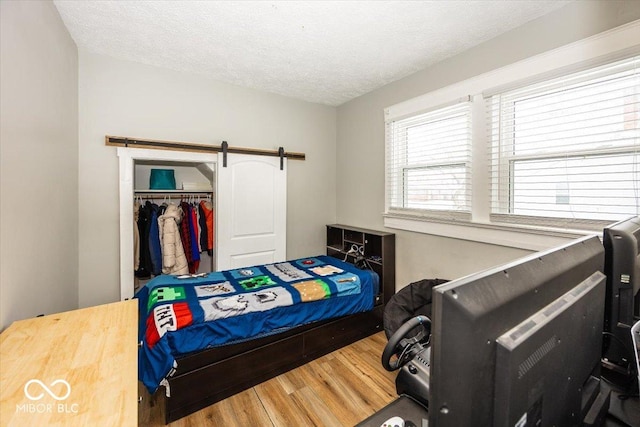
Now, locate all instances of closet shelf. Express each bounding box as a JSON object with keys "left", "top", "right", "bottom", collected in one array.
[
  {"left": 135, "top": 189, "right": 213, "bottom": 194},
  {"left": 134, "top": 190, "right": 213, "bottom": 199}
]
